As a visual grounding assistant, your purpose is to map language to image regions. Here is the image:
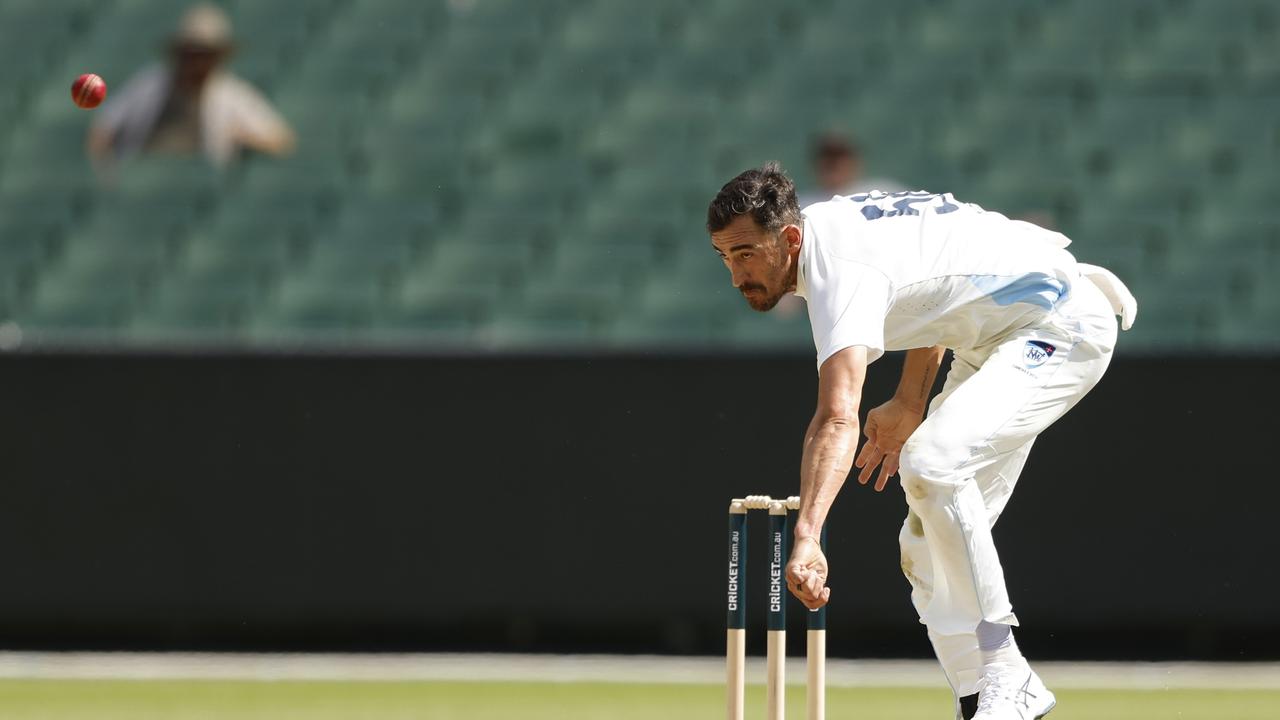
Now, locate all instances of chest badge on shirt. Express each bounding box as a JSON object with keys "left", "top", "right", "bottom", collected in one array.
[{"left": 1022, "top": 340, "right": 1056, "bottom": 368}]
